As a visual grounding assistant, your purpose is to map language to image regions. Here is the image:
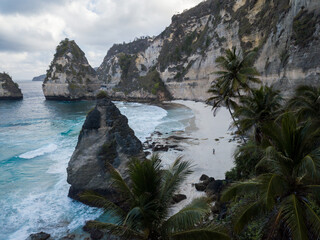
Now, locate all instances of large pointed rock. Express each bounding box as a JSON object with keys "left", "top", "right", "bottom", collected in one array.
[
  {"left": 0, "top": 72, "right": 23, "bottom": 100},
  {"left": 43, "top": 38, "right": 101, "bottom": 100},
  {"left": 67, "top": 98, "right": 144, "bottom": 203}
]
